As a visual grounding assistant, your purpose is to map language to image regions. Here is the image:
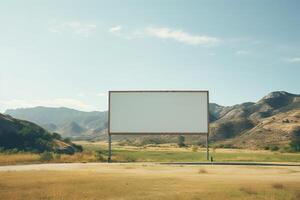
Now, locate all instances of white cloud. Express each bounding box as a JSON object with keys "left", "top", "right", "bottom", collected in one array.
[
  {"left": 0, "top": 98, "right": 97, "bottom": 112},
  {"left": 145, "top": 27, "right": 220, "bottom": 46},
  {"left": 49, "top": 21, "right": 97, "bottom": 37},
  {"left": 77, "top": 93, "right": 86, "bottom": 97},
  {"left": 285, "top": 57, "right": 300, "bottom": 63},
  {"left": 109, "top": 25, "right": 122, "bottom": 33},
  {"left": 97, "top": 92, "right": 108, "bottom": 97},
  {"left": 108, "top": 25, "right": 220, "bottom": 45},
  {"left": 108, "top": 25, "right": 140, "bottom": 40},
  {"left": 236, "top": 50, "right": 251, "bottom": 55}
]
